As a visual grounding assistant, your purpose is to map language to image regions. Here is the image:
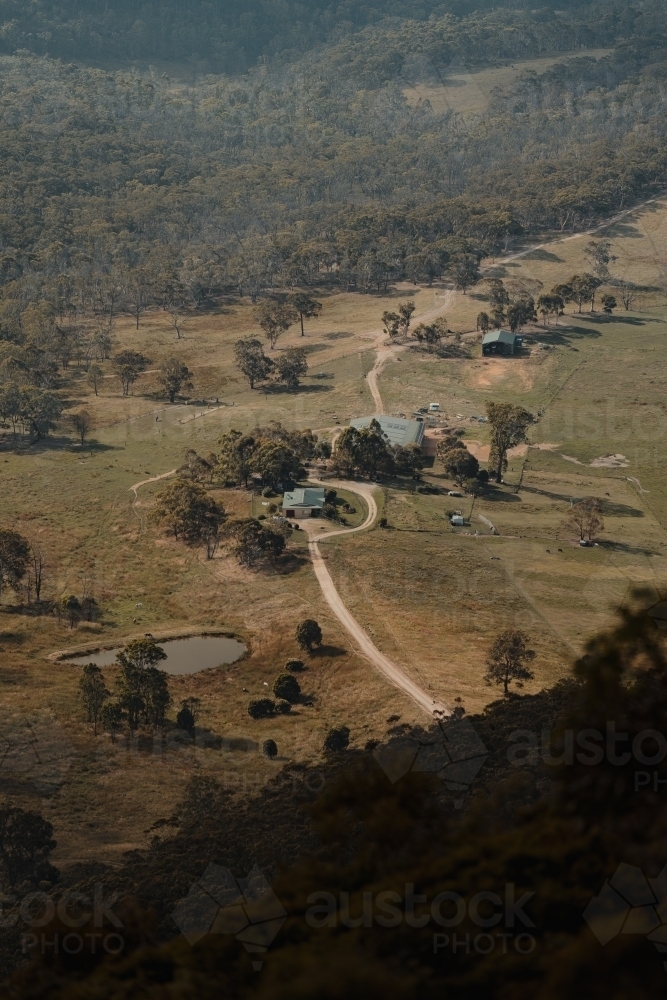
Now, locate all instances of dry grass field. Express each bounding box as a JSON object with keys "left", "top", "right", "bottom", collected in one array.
[
  {"left": 402, "top": 48, "right": 612, "bottom": 117},
  {"left": 2, "top": 192, "right": 667, "bottom": 869}
]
